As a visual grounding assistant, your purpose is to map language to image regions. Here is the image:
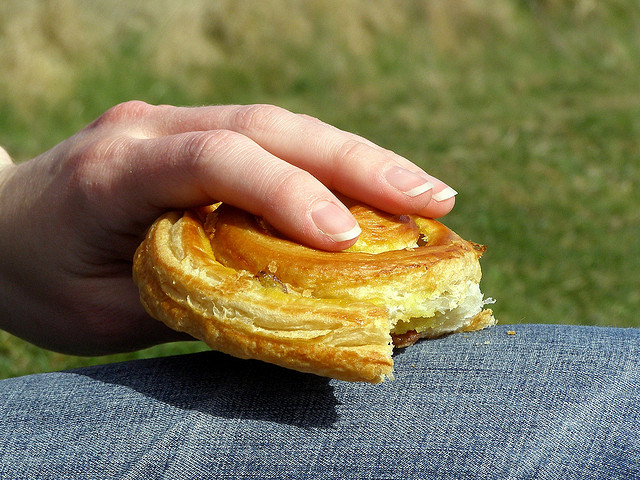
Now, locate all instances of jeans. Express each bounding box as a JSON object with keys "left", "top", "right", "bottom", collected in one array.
[{"left": 0, "top": 323, "right": 639, "bottom": 479}]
